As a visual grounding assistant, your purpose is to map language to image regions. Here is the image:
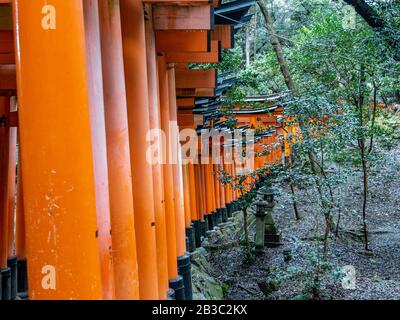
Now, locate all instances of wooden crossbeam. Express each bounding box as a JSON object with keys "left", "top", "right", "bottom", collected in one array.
[
  {"left": 175, "top": 69, "right": 216, "bottom": 89},
  {"left": 156, "top": 30, "right": 210, "bottom": 52},
  {"left": 165, "top": 40, "right": 221, "bottom": 63},
  {"left": 153, "top": 4, "right": 214, "bottom": 30},
  {"left": 0, "top": 64, "right": 16, "bottom": 89},
  {"left": 176, "top": 88, "right": 216, "bottom": 97},
  {"left": 0, "top": 3, "right": 12, "bottom": 30},
  {"left": 177, "top": 97, "right": 195, "bottom": 108},
  {"left": 211, "top": 25, "right": 234, "bottom": 49},
  {"left": 0, "top": 31, "right": 14, "bottom": 64}
]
